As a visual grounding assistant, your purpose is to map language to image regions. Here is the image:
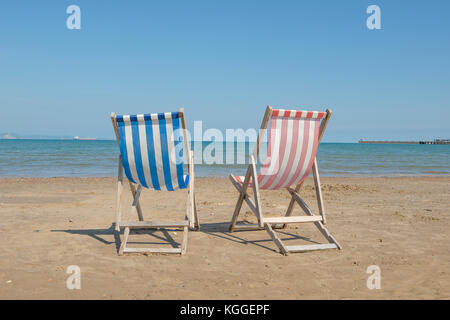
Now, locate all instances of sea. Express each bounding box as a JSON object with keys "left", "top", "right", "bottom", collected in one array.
[{"left": 0, "top": 140, "right": 449, "bottom": 178}]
